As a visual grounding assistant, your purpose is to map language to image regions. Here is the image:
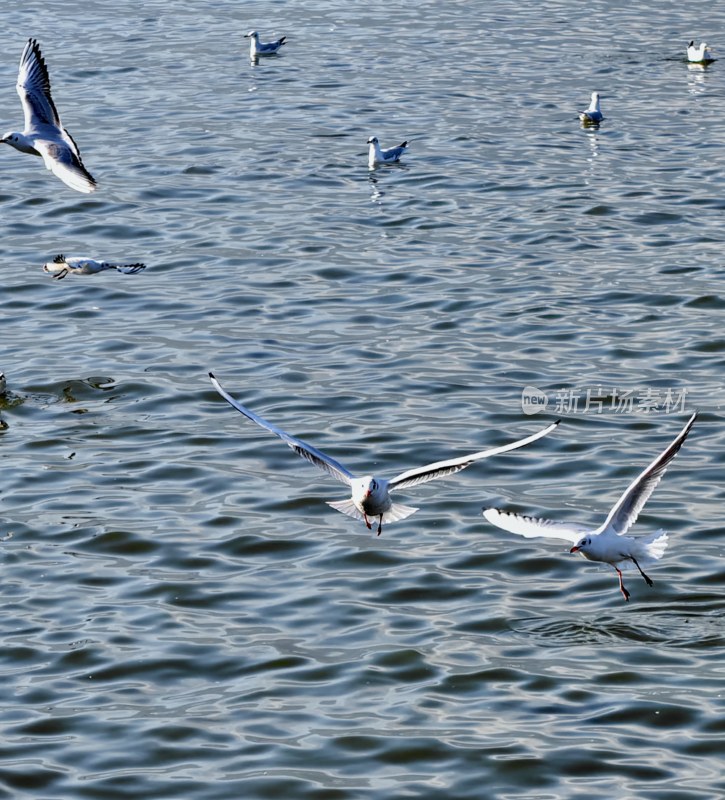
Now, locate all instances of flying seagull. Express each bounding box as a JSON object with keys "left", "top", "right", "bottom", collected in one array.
[
  {"left": 43, "top": 255, "right": 146, "bottom": 279},
  {"left": 483, "top": 412, "right": 697, "bottom": 601},
  {"left": 368, "top": 136, "right": 408, "bottom": 168},
  {"left": 245, "top": 31, "right": 287, "bottom": 58},
  {"left": 209, "top": 372, "right": 560, "bottom": 535},
  {"left": 578, "top": 92, "right": 604, "bottom": 126},
  {"left": 1, "top": 38, "right": 96, "bottom": 193}
]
